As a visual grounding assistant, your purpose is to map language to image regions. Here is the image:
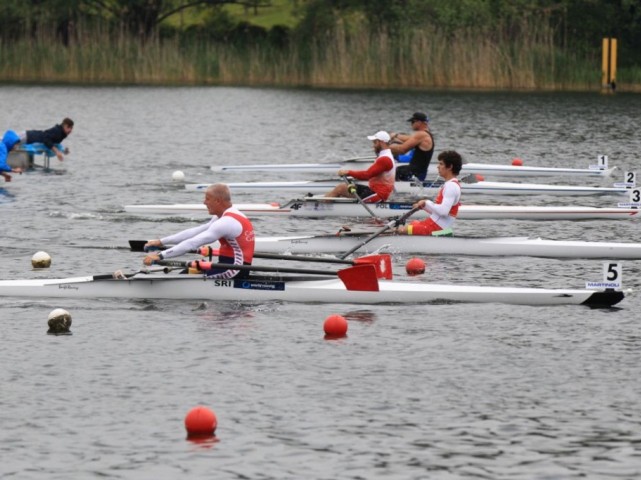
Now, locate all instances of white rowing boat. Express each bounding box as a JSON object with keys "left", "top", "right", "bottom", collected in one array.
[
  {"left": 124, "top": 199, "right": 641, "bottom": 221},
  {"left": 0, "top": 271, "right": 623, "bottom": 307},
  {"left": 185, "top": 179, "right": 631, "bottom": 197},
  {"left": 212, "top": 161, "right": 617, "bottom": 178},
  {"left": 235, "top": 234, "right": 641, "bottom": 259}
]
